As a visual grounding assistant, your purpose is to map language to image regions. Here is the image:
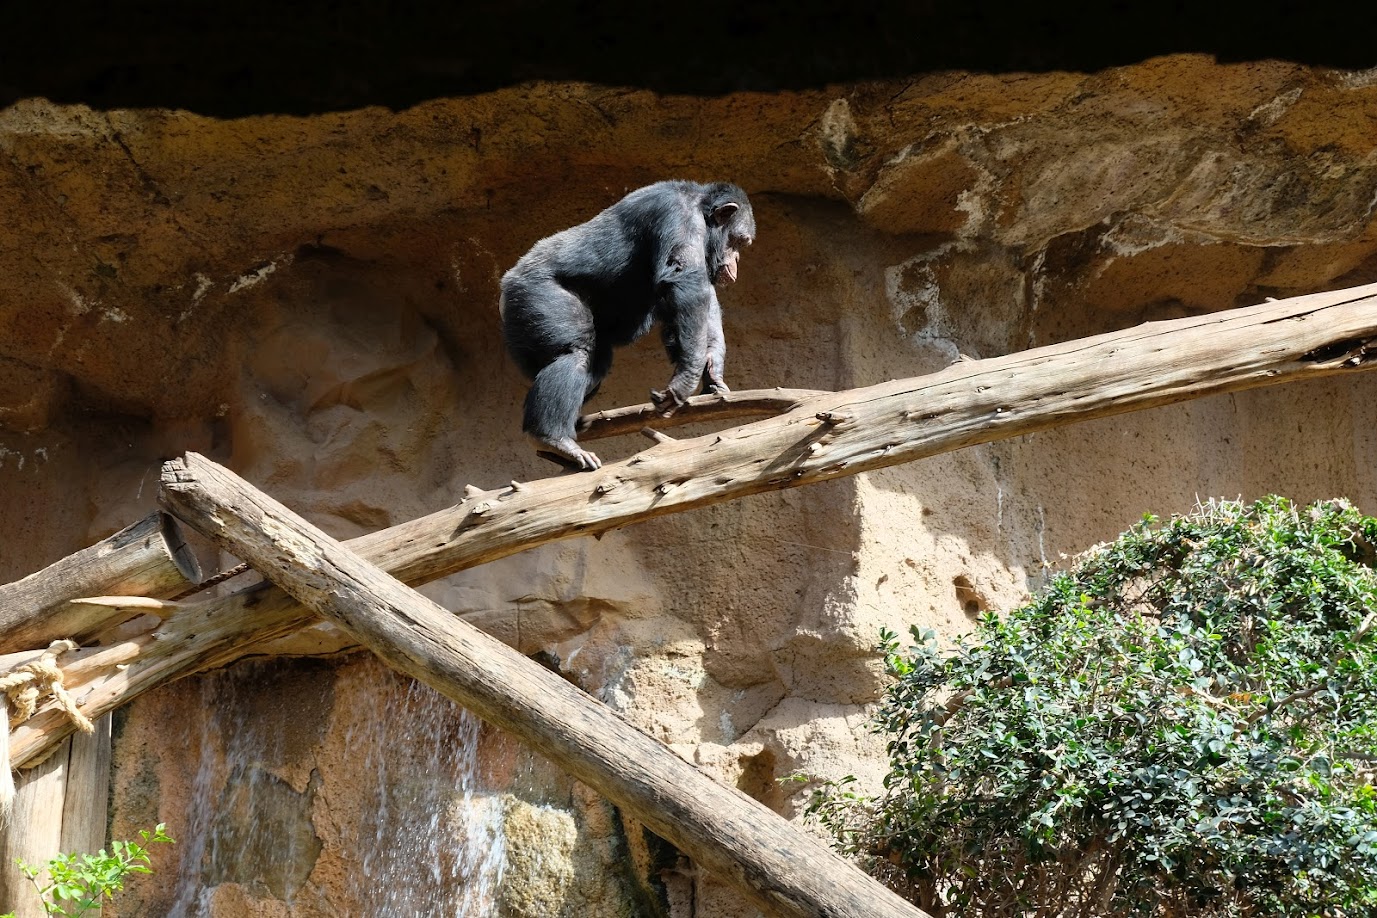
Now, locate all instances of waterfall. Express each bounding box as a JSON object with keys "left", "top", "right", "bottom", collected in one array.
[{"left": 163, "top": 656, "right": 506, "bottom": 915}]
